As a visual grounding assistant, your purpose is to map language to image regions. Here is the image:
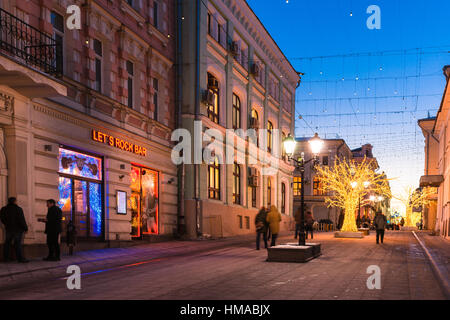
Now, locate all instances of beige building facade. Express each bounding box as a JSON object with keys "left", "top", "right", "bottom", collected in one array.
[
  {"left": 179, "top": 0, "right": 299, "bottom": 238},
  {"left": 0, "top": 0, "right": 178, "bottom": 254},
  {"left": 419, "top": 65, "right": 450, "bottom": 238}
]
